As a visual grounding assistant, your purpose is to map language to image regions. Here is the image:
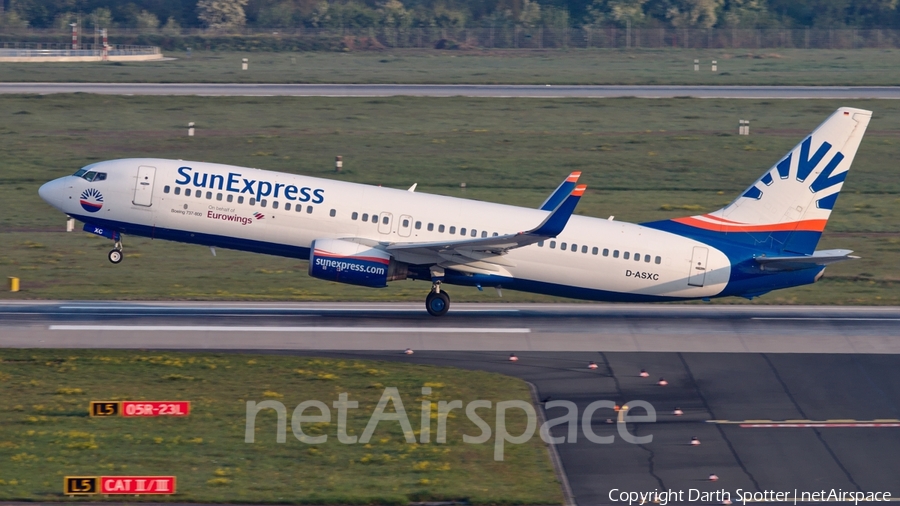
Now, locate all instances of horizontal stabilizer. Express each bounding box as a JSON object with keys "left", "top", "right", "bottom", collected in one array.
[{"left": 755, "top": 249, "right": 859, "bottom": 271}]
